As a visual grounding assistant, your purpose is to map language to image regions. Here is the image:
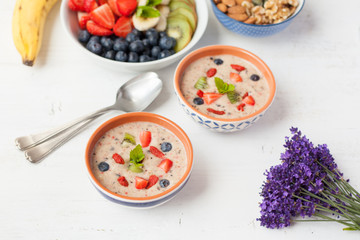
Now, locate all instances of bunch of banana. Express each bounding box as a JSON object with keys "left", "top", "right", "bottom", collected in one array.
[{"left": 12, "top": 0, "right": 59, "bottom": 66}]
